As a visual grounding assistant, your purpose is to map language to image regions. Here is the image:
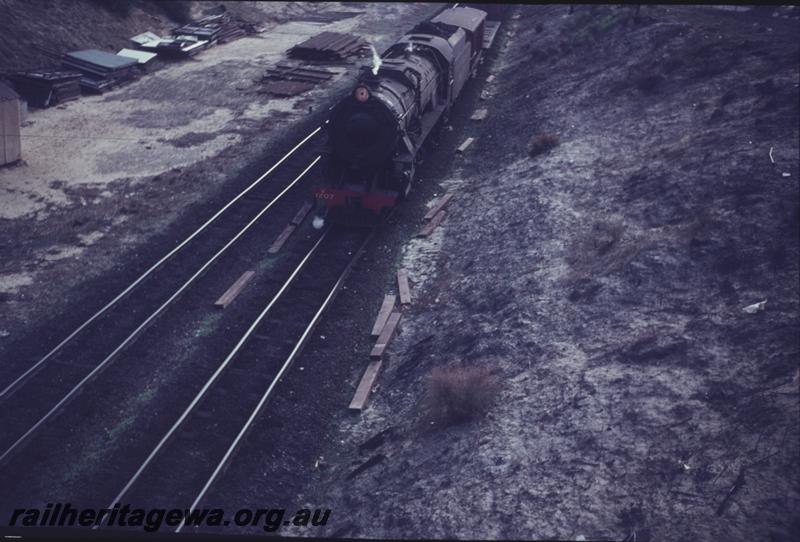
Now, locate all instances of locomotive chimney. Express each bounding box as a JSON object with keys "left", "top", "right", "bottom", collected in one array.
[{"left": 360, "top": 67, "right": 381, "bottom": 87}]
